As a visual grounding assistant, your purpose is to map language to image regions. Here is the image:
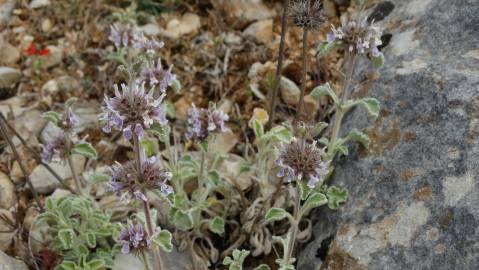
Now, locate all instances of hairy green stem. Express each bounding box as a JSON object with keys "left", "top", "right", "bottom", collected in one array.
[
  {"left": 133, "top": 136, "right": 163, "bottom": 270},
  {"left": 327, "top": 51, "right": 357, "bottom": 160},
  {"left": 67, "top": 152, "right": 83, "bottom": 195},
  {"left": 141, "top": 251, "right": 152, "bottom": 270},
  {"left": 267, "top": 0, "right": 289, "bottom": 129},
  {"left": 284, "top": 186, "right": 301, "bottom": 267},
  {"left": 0, "top": 116, "right": 44, "bottom": 212}
]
